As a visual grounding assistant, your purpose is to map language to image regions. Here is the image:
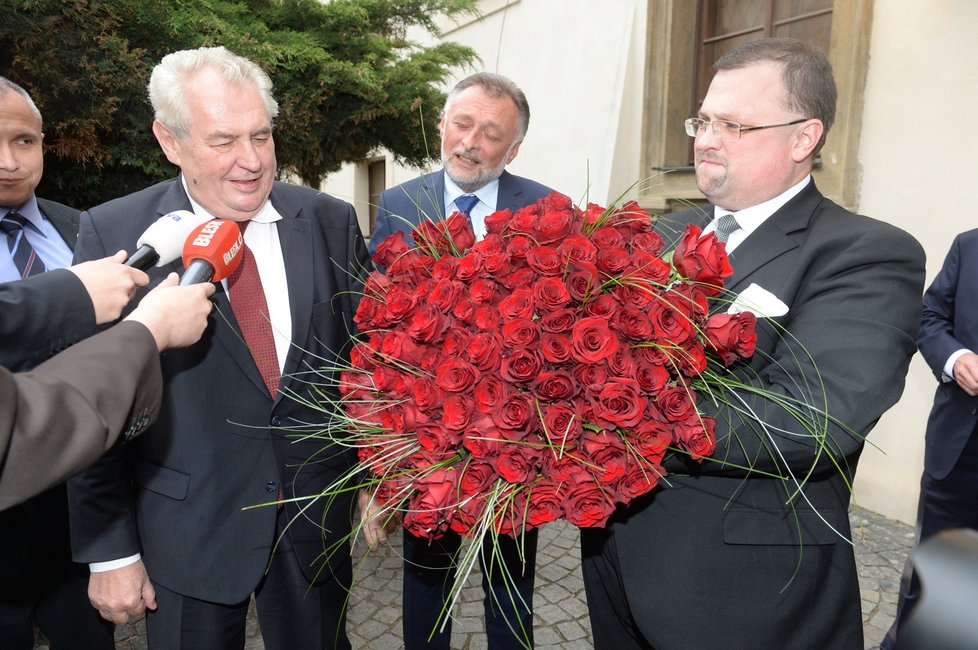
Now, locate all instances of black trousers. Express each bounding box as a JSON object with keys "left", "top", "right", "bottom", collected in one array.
[
  {"left": 146, "top": 507, "right": 352, "bottom": 650},
  {"left": 0, "top": 485, "right": 114, "bottom": 650},
  {"left": 402, "top": 527, "right": 538, "bottom": 649}
]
